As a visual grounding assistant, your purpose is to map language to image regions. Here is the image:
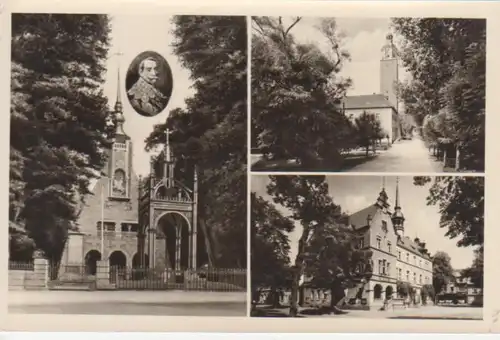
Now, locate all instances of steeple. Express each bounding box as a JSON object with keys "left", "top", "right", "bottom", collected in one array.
[
  {"left": 392, "top": 176, "right": 405, "bottom": 237},
  {"left": 381, "top": 33, "right": 398, "bottom": 60},
  {"left": 163, "top": 128, "right": 175, "bottom": 187},
  {"left": 114, "top": 64, "right": 126, "bottom": 136}
]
